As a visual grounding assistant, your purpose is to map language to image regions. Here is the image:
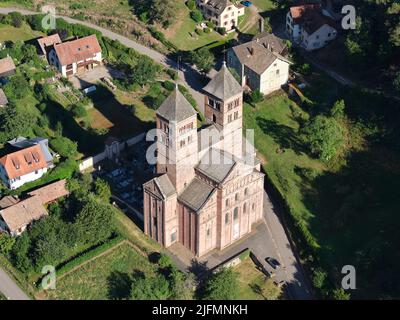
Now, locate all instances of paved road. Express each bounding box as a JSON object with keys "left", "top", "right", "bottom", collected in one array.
[
  {"left": 0, "top": 267, "right": 30, "bottom": 300},
  {"left": 0, "top": 7, "right": 206, "bottom": 111}
]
